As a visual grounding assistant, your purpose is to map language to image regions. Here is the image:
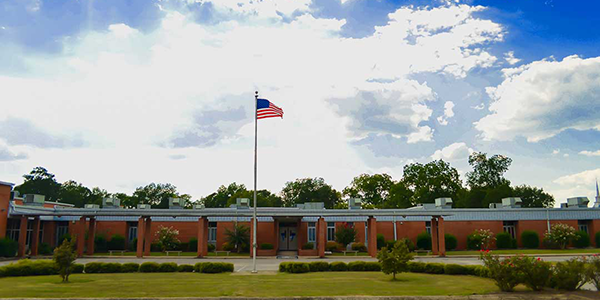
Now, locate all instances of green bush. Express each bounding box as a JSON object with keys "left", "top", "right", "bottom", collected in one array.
[
  {"left": 407, "top": 261, "right": 427, "bottom": 273},
  {"left": 416, "top": 232, "right": 431, "bottom": 250},
  {"left": 466, "top": 233, "right": 483, "bottom": 250},
  {"left": 71, "top": 263, "right": 84, "bottom": 274},
  {"left": 288, "top": 262, "right": 310, "bottom": 273},
  {"left": 424, "top": 263, "right": 445, "bottom": 274},
  {"left": 188, "top": 238, "right": 198, "bottom": 252},
  {"left": 364, "top": 262, "right": 381, "bottom": 271},
  {"left": 495, "top": 232, "right": 515, "bottom": 249},
  {"left": 584, "top": 255, "right": 600, "bottom": 290},
  {"left": 94, "top": 235, "right": 108, "bottom": 252},
  {"left": 480, "top": 252, "right": 521, "bottom": 292},
  {"left": 84, "top": 262, "right": 123, "bottom": 274},
  {"left": 1, "top": 260, "right": 58, "bottom": 276},
  {"left": 511, "top": 255, "right": 552, "bottom": 291},
  {"left": 552, "top": 258, "right": 587, "bottom": 290},
  {"left": 325, "top": 241, "right": 338, "bottom": 252},
  {"left": 121, "top": 263, "right": 140, "bottom": 273},
  {"left": 57, "top": 233, "right": 72, "bottom": 246},
  {"left": 302, "top": 242, "right": 314, "bottom": 250},
  {"left": 0, "top": 238, "right": 18, "bottom": 257},
  {"left": 464, "top": 265, "right": 490, "bottom": 278},
  {"left": 444, "top": 234, "right": 457, "bottom": 251},
  {"left": 150, "top": 243, "right": 162, "bottom": 252},
  {"left": 521, "top": 231, "right": 540, "bottom": 249},
  {"left": 260, "top": 243, "right": 274, "bottom": 250},
  {"left": 39, "top": 243, "right": 53, "bottom": 255},
  {"left": 309, "top": 261, "right": 329, "bottom": 272},
  {"left": 195, "top": 262, "right": 234, "bottom": 273},
  {"left": 574, "top": 231, "right": 590, "bottom": 248},
  {"left": 139, "top": 262, "right": 160, "bottom": 273},
  {"left": 129, "top": 238, "right": 137, "bottom": 252},
  {"left": 279, "top": 262, "right": 291, "bottom": 272},
  {"left": 84, "top": 262, "right": 104, "bottom": 274},
  {"left": 329, "top": 261, "right": 348, "bottom": 271},
  {"left": 351, "top": 243, "right": 367, "bottom": 252},
  {"left": 377, "top": 234, "right": 385, "bottom": 250},
  {"left": 178, "top": 264, "right": 194, "bottom": 272},
  {"left": 347, "top": 261, "right": 366, "bottom": 271},
  {"left": 158, "top": 262, "right": 178, "bottom": 272},
  {"left": 444, "top": 264, "right": 468, "bottom": 275},
  {"left": 107, "top": 235, "right": 126, "bottom": 250},
  {"left": 208, "top": 243, "right": 216, "bottom": 252},
  {"left": 596, "top": 232, "right": 600, "bottom": 248}
]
